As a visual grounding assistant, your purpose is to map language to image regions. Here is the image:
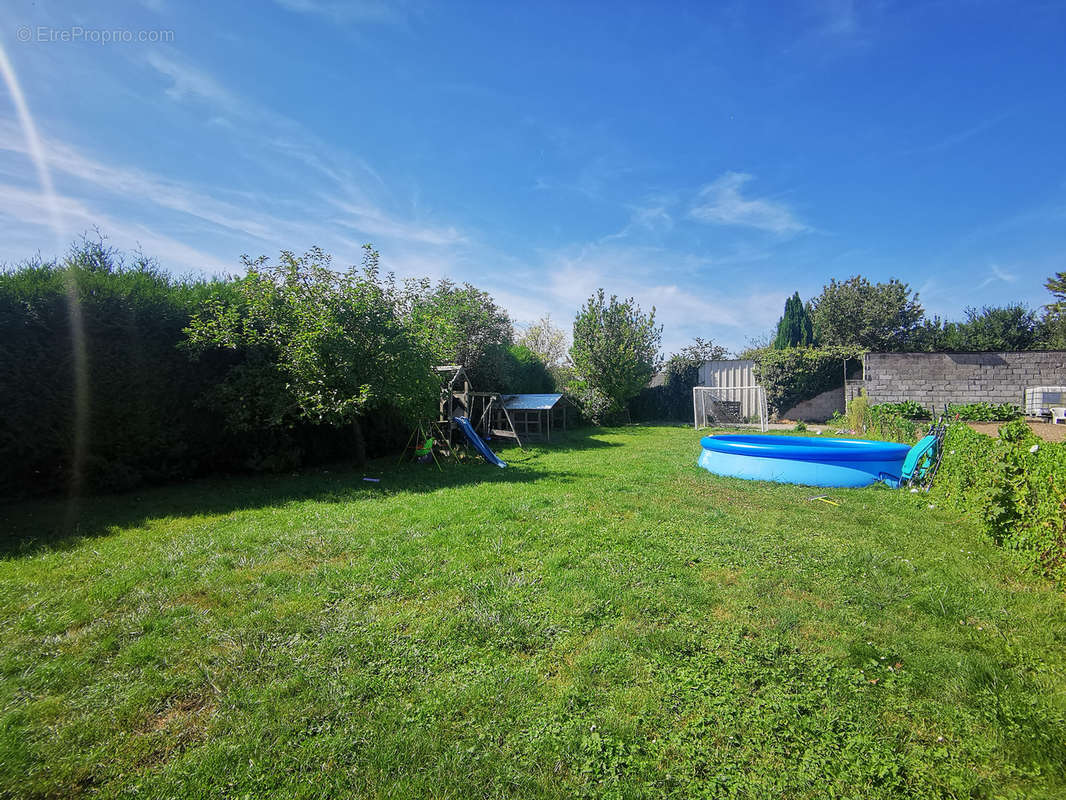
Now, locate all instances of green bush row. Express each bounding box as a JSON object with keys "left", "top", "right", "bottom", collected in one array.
[
  {"left": 932, "top": 421, "right": 1066, "bottom": 582},
  {"left": 1, "top": 242, "right": 552, "bottom": 497},
  {"left": 945, "top": 402, "right": 1023, "bottom": 422},
  {"left": 871, "top": 400, "right": 930, "bottom": 420}
]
